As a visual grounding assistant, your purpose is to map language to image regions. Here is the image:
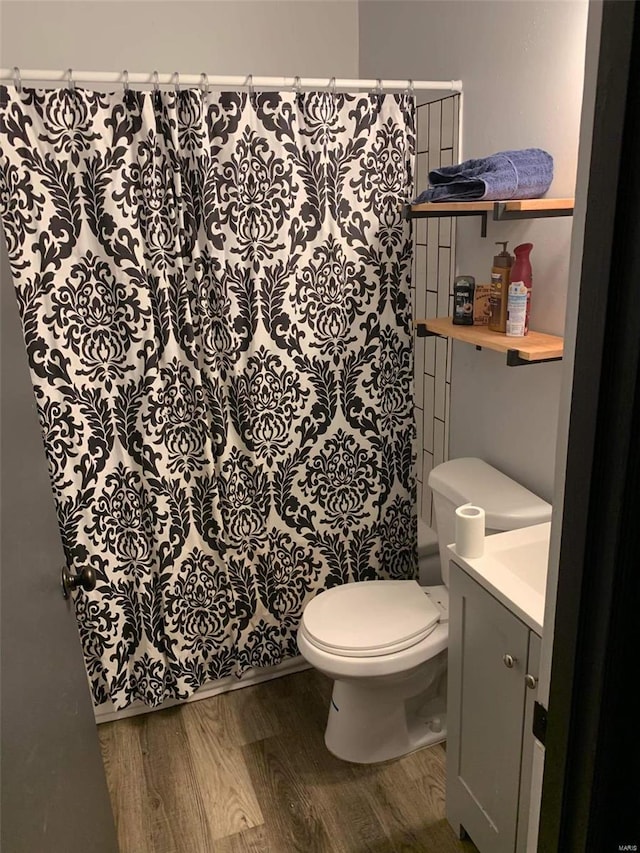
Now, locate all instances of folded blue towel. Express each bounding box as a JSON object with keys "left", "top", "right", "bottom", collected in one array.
[{"left": 413, "top": 148, "right": 553, "bottom": 203}]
